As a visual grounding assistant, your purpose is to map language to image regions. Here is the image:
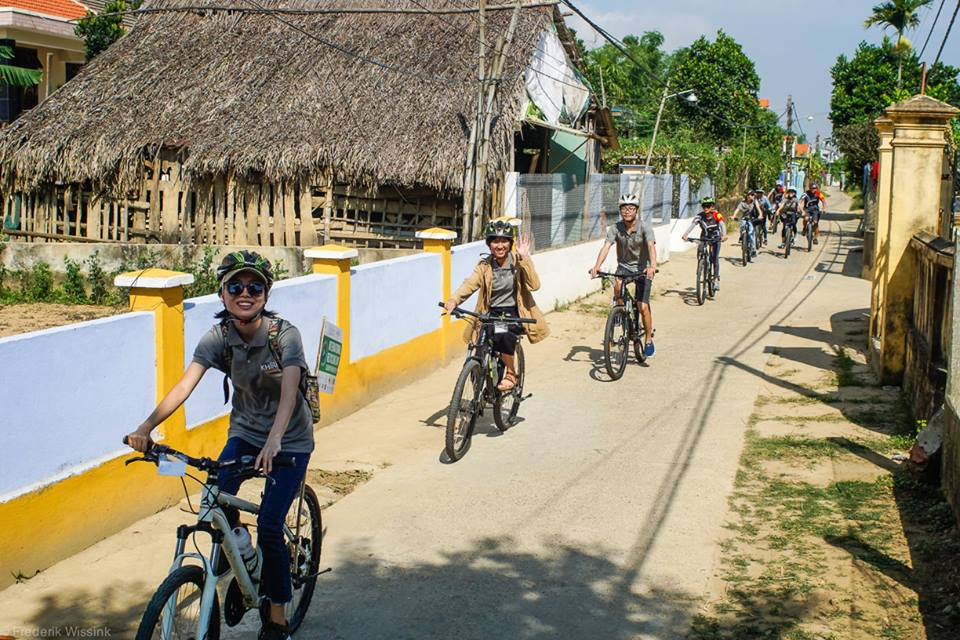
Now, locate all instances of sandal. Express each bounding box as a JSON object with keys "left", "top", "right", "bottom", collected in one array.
[{"left": 497, "top": 371, "right": 517, "bottom": 392}]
